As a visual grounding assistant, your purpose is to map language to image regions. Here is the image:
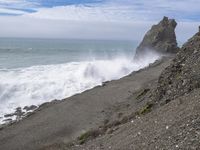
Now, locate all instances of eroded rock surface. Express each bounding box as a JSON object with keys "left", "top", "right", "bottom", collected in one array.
[
  {"left": 135, "top": 16, "right": 179, "bottom": 59},
  {"left": 154, "top": 27, "right": 200, "bottom": 104}
]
